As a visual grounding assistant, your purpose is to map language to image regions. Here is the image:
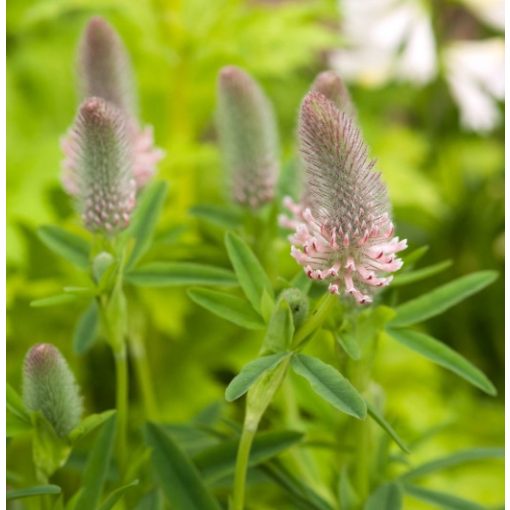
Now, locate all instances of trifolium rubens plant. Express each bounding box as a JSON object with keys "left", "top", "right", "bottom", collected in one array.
[{"left": 6, "top": 15, "right": 502, "bottom": 510}]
